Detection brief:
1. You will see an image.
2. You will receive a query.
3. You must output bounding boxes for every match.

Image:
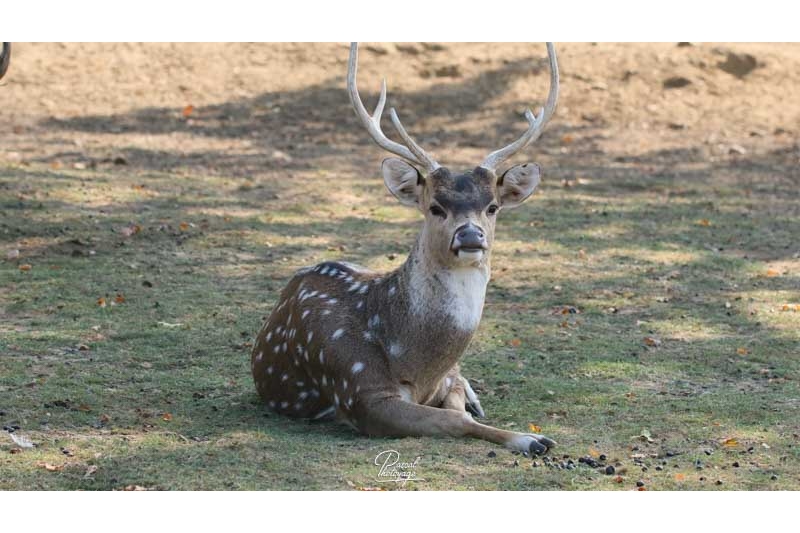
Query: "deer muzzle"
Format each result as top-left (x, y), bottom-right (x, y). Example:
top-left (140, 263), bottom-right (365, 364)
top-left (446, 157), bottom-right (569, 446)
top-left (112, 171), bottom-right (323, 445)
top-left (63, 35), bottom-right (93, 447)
top-left (451, 223), bottom-right (487, 261)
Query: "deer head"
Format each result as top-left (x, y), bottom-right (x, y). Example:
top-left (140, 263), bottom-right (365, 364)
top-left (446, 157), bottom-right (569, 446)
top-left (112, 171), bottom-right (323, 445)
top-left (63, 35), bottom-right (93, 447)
top-left (348, 42), bottom-right (559, 270)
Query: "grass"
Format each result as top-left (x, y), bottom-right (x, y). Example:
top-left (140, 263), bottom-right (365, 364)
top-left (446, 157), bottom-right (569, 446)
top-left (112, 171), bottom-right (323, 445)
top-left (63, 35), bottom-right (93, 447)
top-left (2, 137), bottom-right (799, 490)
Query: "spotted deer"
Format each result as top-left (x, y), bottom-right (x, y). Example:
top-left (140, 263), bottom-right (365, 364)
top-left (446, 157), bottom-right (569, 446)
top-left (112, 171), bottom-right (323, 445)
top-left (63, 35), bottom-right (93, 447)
top-left (251, 42), bottom-right (560, 455)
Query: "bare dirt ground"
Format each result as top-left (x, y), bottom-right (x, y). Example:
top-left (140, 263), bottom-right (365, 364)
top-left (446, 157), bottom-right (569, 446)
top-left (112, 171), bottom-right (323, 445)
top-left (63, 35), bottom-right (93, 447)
top-left (1, 43), bottom-right (799, 490)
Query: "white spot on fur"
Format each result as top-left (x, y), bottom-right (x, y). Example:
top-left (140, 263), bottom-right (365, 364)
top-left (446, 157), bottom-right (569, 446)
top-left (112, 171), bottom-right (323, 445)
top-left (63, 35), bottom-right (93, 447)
top-left (342, 379), bottom-right (348, 390)
top-left (302, 309), bottom-right (311, 320)
top-left (307, 331), bottom-right (314, 343)
top-left (321, 375), bottom-right (328, 387)
top-left (322, 309), bottom-right (332, 315)
top-left (296, 381), bottom-right (305, 387)
top-left (331, 328), bottom-right (344, 340)
top-left (389, 342), bottom-right (403, 358)
top-left (294, 402), bottom-right (303, 411)
top-left (298, 391), bottom-right (308, 400)
top-left (327, 299), bottom-right (338, 305)
top-left (266, 331), bottom-right (273, 342)
top-left (273, 345), bottom-right (280, 354)
top-left (363, 331), bottom-right (373, 341)
top-left (320, 266), bottom-right (329, 275)
top-left (359, 284), bottom-right (369, 294)
top-left (351, 362), bottom-right (365, 374)
top-left (311, 389), bottom-right (320, 398)
top-left (319, 349), bottom-right (325, 364)
top-left (255, 352), bottom-right (263, 363)
top-left (349, 282), bottom-right (362, 292)
top-left (280, 401), bottom-right (289, 409)
top-left (334, 393), bottom-right (340, 407)
top-left (268, 401), bottom-right (276, 409)
top-left (313, 406), bottom-right (335, 420)
top-left (266, 366), bottom-right (274, 375)
top-left (281, 342), bottom-right (288, 353)
top-left (356, 300), bottom-right (364, 310)
top-left (281, 374), bottom-right (289, 382)
top-left (388, 285), bottom-right (397, 297)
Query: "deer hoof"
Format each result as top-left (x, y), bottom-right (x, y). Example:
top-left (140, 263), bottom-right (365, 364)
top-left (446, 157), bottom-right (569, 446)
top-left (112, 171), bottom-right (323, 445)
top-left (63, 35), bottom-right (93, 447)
top-left (508, 434), bottom-right (556, 455)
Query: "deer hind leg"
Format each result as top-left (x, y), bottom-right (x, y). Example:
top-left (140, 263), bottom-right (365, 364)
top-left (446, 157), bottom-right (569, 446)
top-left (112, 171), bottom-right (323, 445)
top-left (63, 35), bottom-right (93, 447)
top-left (357, 395), bottom-right (555, 455)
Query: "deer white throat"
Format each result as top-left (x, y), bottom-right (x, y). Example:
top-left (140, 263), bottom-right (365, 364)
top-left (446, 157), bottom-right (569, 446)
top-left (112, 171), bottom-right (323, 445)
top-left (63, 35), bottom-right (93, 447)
top-left (408, 259), bottom-right (489, 332)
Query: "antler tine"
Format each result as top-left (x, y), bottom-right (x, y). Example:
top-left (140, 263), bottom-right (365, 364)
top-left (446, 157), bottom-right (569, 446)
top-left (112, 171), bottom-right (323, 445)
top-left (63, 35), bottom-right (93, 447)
top-left (481, 42), bottom-right (560, 173)
top-left (389, 108), bottom-right (440, 171)
top-left (347, 42), bottom-right (439, 171)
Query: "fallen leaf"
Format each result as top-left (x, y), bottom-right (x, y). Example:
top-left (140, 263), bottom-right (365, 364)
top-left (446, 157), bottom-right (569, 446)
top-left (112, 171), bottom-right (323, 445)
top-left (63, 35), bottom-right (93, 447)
top-left (119, 224), bottom-right (141, 237)
top-left (123, 485), bottom-right (147, 491)
top-left (721, 437), bottom-right (739, 447)
top-left (140, 362), bottom-right (153, 369)
top-left (510, 338), bottom-right (522, 347)
top-left (528, 423), bottom-right (542, 433)
top-left (561, 134), bottom-right (574, 144)
top-left (97, 297), bottom-right (107, 308)
top-left (633, 430), bottom-right (655, 443)
top-left (182, 105), bottom-right (194, 118)
top-left (578, 249), bottom-right (587, 259)
top-left (114, 294), bottom-right (125, 304)
top-left (737, 347), bottom-right (749, 356)
top-left (697, 219), bottom-right (711, 227)
top-left (38, 462), bottom-right (63, 472)
top-left (766, 268), bottom-right (780, 277)
top-left (637, 486), bottom-right (647, 491)
top-left (643, 336), bottom-right (662, 347)
top-left (99, 414), bottom-right (111, 423)
top-left (19, 264), bottom-right (32, 272)
top-left (84, 465), bottom-right (98, 478)
top-left (77, 404), bottom-right (92, 412)
top-left (179, 222), bottom-right (190, 231)
top-left (613, 475), bottom-right (624, 483)
top-left (588, 447), bottom-right (600, 458)
top-left (675, 473), bottom-right (686, 481)
top-left (162, 413), bottom-right (173, 421)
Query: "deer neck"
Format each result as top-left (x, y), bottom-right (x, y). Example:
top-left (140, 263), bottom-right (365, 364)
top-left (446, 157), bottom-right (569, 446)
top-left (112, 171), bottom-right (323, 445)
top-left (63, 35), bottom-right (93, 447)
top-left (399, 233), bottom-right (491, 334)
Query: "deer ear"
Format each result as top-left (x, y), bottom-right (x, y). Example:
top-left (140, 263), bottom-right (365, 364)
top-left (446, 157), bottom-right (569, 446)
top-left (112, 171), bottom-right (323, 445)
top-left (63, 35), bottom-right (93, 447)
top-left (382, 158), bottom-right (423, 207)
top-left (498, 163), bottom-right (541, 208)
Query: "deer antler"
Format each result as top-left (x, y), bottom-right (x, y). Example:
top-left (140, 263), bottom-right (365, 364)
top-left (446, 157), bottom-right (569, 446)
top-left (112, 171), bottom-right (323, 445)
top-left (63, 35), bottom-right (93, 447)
top-left (481, 42), bottom-right (559, 173)
top-left (0, 43), bottom-right (10, 80)
top-left (347, 42), bottom-right (440, 172)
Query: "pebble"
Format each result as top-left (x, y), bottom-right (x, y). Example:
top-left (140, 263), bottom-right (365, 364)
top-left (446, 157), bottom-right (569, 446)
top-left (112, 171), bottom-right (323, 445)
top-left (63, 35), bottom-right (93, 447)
top-left (487, 450), bottom-right (497, 458)
top-left (771, 475), bottom-right (778, 481)
top-left (636, 480), bottom-right (645, 487)
top-left (732, 461), bottom-right (740, 468)
top-left (605, 465), bottom-right (616, 475)
top-left (655, 466), bottom-right (663, 471)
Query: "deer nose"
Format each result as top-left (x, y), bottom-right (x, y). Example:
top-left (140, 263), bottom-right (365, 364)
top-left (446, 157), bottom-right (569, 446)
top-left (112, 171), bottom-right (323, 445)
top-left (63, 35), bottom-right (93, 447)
top-left (452, 223), bottom-right (487, 252)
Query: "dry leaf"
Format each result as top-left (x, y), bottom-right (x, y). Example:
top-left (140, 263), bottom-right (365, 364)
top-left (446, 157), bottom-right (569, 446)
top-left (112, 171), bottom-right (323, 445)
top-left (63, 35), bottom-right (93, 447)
top-left (561, 134), bottom-right (574, 144)
top-left (77, 404), bottom-right (92, 412)
top-left (19, 264), bottom-right (32, 272)
top-left (588, 447), bottom-right (600, 458)
top-left (119, 224), bottom-right (141, 237)
top-left (179, 222), bottom-right (190, 231)
top-left (510, 338), bottom-right (522, 347)
top-left (721, 437), bottom-right (739, 447)
top-left (766, 268), bottom-right (780, 277)
top-left (38, 462), bottom-right (63, 472)
top-left (84, 465), bottom-right (98, 478)
top-left (578, 249), bottom-right (587, 259)
top-left (528, 423), bottom-right (542, 433)
top-left (697, 219), bottom-right (711, 227)
top-left (182, 105), bottom-right (195, 118)
top-left (736, 347), bottom-right (748, 356)
top-left (643, 336), bottom-right (662, 347)
top-left (99, 414), bottom-right (111, 423)
top-left (97, 297), bottom-right (107, 308)
top-left (613, 475), bottom-right (624, 483)
top-left (162, 413), bottom-right (173, 421)
top-left (674, 473), bottom-right (686, 481)
top-left (114, 294), bottom-right (125, 304)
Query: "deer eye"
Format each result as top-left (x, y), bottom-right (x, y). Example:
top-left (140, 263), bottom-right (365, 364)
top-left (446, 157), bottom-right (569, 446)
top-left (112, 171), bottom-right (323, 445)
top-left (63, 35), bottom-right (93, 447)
top-left (429, 205), bottom-right (447, 218)
top-left (487, 204), bottom-right (499, 216)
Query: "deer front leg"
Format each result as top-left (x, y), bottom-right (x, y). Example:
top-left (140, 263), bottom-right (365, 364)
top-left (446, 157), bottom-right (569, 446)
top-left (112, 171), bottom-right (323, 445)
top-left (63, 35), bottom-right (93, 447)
top-left (358, 396), bottom-right (554, 455)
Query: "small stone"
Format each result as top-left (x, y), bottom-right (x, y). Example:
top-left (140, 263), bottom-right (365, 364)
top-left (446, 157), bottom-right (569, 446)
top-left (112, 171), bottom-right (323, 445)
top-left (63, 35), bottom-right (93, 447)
top-left (717, 51), bottom-right (758, 78)
top-left (715, 480), bottom-right (723, 486)
top-left (599, 454), bottom-right (607, 461)
top-left (655, 466), bottom-right (663, 471)
top-left (605, 465), bottom-right (615, 475)
top-left (636, 480), bottom-right (645, 487)
top-left (663, 76), bottom-right (692, 89)
top-left (732, 461), bottom-right (740, 468)
top-left (487, 450), bottom-right (497, 458)
top-left (770, 474), bottom-right (778, 481)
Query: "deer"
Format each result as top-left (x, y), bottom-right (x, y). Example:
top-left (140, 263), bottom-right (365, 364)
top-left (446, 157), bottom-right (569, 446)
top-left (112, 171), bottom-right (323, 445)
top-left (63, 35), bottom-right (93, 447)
top-left (251, 42), bottom-right (559, 456)
top-left (0, 43), bottom-right (10, 80)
